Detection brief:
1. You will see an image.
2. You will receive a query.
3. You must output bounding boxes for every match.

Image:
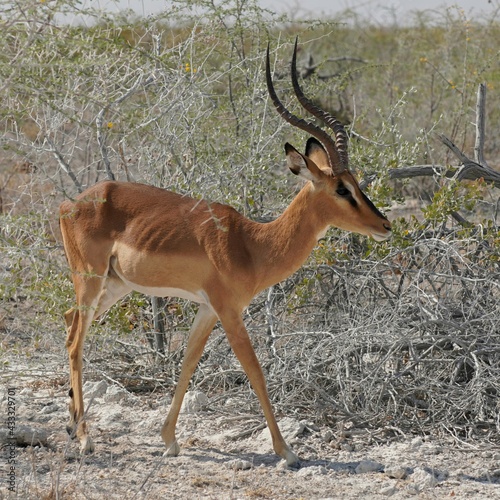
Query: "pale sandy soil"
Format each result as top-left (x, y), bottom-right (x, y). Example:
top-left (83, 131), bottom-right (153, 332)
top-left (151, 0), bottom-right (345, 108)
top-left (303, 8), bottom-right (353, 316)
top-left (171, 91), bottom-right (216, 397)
top-left (2, 355), bottom-right (500, 500)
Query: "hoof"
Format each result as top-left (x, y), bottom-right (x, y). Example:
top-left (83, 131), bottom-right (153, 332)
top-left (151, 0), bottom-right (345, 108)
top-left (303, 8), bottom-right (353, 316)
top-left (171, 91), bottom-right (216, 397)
top-left (66, 424), bottom-right (77, 439)
top-left (164, 440), bottom-right (180, 457)
top-left (80, 436), bottom-right (95, 454)
top-left (283, 448), bottom-right (300, 467)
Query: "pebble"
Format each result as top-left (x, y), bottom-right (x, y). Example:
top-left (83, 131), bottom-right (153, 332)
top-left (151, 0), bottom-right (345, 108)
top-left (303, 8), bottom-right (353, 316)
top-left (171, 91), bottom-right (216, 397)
top-left (181, 390), bottom-right (208, 413)
top-left (296, 466), bottom-right (328, 477)
top-left (355, 459), bottom-right (383, 474)
top-left (226, 459), bottom-right (252, 470)
top-left (83, 380), bottom-right (108, 400)
top-left (104, 385), bottom-right (129, 403)
top-left (384, 464), bottom-right (408, 479)
top-left (410, 467), bottom-right (439, 491)
top-left (380, 484), bottom-right (397, 496)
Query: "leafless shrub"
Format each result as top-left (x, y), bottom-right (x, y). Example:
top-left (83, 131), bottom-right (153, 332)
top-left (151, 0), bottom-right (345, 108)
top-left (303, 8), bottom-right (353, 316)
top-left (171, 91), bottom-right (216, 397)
top-left (202, 230), bottom-right (500, 445)
top-left (2, 1), bottom-right (500, 451)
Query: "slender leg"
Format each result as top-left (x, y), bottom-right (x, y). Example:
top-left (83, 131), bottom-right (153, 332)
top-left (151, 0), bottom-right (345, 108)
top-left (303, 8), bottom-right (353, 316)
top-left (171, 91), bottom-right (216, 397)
top-left (161, 304), bottom-right (218, 455)
top-left (221, 313), bottom-right (299, 466)
top-left (65, 273), bottom-right (110, 453)
top-left (65, 268), bottom-right (131, 451)
top-left (67, 274), bottom-right (131, 452)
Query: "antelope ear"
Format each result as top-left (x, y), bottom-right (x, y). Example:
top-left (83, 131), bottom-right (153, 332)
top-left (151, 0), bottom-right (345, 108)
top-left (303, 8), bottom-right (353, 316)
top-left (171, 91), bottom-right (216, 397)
top-left (285, 142), bottom-right (324, 182)
top-left (305, 137), bottom-right (330, 171)
top-left (305, 137), bottom-right (326, 157)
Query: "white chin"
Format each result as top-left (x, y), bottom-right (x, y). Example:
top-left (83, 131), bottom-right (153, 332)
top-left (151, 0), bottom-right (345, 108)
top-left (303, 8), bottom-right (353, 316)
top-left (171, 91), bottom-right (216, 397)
top-left (372, 233), bottom-right (390, 242)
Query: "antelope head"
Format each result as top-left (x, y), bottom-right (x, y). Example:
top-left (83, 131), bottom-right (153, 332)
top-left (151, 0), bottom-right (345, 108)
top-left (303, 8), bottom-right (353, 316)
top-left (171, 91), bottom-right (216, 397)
top-left (266, 39), bottom-right (391, 242)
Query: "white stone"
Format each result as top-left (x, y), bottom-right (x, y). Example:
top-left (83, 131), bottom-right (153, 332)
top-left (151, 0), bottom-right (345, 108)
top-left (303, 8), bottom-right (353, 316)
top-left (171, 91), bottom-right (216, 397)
top-left (181, 390), bottom-right (208, 413)
top-left (84, 380), bottom-right (108, 400)
top-left (296, 466), bottom-right (328, 477)
top-left (104, 385), bottom-right (129, 403)
top-left (385, 464), bottom-right (408, 479)
top-left (226, 459), bottom-right (252, 470)
top-left (380, 484), bottom-right (397, 496)
top-left (254, 417), bottom-right (305, 453)
top-left (411, 467), bottom-right (439, 490)
top-left (355, 459), bottom-right (383, 474)
top-left (409, 436), bottom-right (423, 449)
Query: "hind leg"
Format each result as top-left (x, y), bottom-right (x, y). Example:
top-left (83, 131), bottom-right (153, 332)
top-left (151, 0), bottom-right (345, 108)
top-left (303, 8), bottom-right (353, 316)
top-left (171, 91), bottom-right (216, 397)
top-left (65, 272), bottom-right (104, 453)
top-left (65, 272), bottom-right (131, 453)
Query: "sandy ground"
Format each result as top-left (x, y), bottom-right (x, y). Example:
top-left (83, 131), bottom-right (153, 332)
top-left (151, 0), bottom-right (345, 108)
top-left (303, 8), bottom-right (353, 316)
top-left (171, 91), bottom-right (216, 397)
top-left (2, 355), bottom-right (500, 500)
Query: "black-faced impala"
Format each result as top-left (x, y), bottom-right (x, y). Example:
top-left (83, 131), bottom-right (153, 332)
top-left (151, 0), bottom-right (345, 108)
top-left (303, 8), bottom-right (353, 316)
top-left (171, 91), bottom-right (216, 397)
top-left (59, 40), bottom-right (391, 467)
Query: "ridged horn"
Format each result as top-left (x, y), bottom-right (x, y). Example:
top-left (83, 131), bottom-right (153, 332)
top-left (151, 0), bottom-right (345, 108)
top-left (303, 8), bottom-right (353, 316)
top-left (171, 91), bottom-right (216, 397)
top-left (290, 38), bottom-right (349, 171)
top-left (266, 43), bottom-right (344, 173)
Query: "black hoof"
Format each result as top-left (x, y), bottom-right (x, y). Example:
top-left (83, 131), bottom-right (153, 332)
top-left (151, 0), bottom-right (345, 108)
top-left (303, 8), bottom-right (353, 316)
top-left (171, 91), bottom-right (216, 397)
top-left (66, 425), bottom-right (77, 438)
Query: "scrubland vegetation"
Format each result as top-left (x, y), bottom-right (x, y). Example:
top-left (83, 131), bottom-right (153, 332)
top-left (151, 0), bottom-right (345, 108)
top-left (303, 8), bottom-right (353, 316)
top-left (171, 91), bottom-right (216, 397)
top-left (1, 0), bottom-right (500, 458)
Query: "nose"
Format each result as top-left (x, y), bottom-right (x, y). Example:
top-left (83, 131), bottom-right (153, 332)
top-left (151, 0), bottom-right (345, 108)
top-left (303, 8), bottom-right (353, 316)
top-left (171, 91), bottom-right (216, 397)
top-left (383, 223), bottom-right (391, 232)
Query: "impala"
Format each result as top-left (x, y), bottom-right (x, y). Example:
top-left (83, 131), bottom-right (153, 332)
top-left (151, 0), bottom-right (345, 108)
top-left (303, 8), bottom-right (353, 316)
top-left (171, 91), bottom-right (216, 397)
top-left (59, 40), bottom-right (391, 467)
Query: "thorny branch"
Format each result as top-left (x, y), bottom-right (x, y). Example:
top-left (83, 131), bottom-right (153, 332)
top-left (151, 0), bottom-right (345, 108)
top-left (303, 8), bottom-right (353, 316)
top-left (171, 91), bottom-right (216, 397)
top-left (363, 84), bottom-right (500, 191)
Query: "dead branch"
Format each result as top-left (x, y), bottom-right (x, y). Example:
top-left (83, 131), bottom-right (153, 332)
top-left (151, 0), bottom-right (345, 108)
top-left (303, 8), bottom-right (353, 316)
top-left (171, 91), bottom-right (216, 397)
top-left (371, 84), bottom-right (500, 190)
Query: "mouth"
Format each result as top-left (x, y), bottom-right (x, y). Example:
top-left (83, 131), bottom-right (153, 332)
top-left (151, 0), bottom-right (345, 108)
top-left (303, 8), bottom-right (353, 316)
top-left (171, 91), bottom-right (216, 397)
top-left (372, 233), bottom-right (391, 243)
top-left (371, 228), bottom-right (392, 242)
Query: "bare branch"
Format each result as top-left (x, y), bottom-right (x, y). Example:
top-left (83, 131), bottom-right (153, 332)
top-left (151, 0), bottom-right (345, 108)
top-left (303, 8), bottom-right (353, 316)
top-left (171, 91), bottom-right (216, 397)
top-left (364, 85), bottom-right (500, 191)
top-left (44, 135), bottom-right (83, 193)
top-left (437, 133), bottom-right (471, 165)
top-left (474, 83), bottom-right (489, 168)
top-left (96, 73), bottom-right (157, 181)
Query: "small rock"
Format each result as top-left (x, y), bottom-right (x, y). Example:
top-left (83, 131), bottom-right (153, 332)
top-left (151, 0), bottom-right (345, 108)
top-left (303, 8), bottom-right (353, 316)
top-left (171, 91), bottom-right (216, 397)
top-left (409, 436), bottom-right (423, 449)
top-left (84, 380), bottom-right (108, 400)
top-left (39, 403), bottom-right (59, 415)
top-left (385, 464), bottom-right (408, 479)
top-left (226, 459), bottom-right (252, 470)
top-left (406, 485), bottom-right (419, 495)
top-left (0, 425), bottom-right (48, 447)
top-left (339, 441), bottom-right (354, 452)
top-left (322, 430), bottom-right (334, 443)
top-left (279, 417), bottom-right (306, 439)
top-left (410, 467), bottom-right (438, 491)
top-left (425, 444), bottom-right (442, 455)
top-left (301, 420), bottom-right (320, 432)
top-left (296, 466), bottom-right (328, 477)
top-left (255, 417), bottom-right (305, 451)
top-left (97, 405), bottom-right (125, 428)
top-left (355, 459), bottom-right (383, 474)
top-left (181, 390), bottom-right (208, 413)
top-left (380, 484), bottom-right (397, 496)
top-left (104, 385), bottom-right (128, 403)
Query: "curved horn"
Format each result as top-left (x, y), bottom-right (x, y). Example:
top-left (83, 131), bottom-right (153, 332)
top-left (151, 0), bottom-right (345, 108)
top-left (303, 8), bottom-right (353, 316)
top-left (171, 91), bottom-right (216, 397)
top-left (266, 43), bottom-right (343, 171)
top-left (290, 38), bottom-right (349, 170)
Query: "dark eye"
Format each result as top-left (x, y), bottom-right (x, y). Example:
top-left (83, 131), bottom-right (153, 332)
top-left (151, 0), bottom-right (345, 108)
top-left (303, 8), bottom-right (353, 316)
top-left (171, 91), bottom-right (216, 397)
top-left (336, 185), bottom-right (350, 197)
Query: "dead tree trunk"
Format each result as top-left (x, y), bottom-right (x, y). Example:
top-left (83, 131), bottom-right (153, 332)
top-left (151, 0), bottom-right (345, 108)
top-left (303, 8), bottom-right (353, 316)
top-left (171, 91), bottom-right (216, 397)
top-left (363, 84), bottom-right (500, 191)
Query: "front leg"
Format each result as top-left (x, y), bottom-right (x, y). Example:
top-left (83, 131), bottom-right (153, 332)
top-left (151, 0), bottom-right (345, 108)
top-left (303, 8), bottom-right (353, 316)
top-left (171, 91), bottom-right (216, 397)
top-left (220, 312), bottom-right (299, 467)
top-left (161, 305), bottom-right (218, 456)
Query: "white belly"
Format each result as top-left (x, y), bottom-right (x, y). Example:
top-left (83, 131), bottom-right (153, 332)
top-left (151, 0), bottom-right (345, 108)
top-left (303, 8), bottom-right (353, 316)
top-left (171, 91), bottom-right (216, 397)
top-left (110, 259), bottom-right (211, 306)
top-left (128, 283), bottom-right (206, 304)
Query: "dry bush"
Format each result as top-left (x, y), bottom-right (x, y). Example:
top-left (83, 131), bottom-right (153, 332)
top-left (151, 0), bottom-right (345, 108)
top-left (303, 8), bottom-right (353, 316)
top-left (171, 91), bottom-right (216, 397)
top-left (179, 229), bottom-right (498, 446)
top-left (1, 0), bottom-right (500, 452)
